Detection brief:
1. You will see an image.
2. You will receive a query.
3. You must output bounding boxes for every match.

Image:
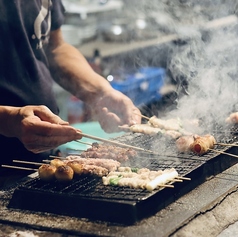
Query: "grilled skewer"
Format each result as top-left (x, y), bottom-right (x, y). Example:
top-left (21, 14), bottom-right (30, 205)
top-left (1, 165), bottom-right (37, 171)
top-left (208, 149), bottom-right (238, 158)
top-left (119, 125), bottom-right (182, 139)
top-left (49, 155), bottom-right (66, 160)
top-left (215, 142), bottom-right (238, 147)
top-left (76, 131), bottom-right (155, 154)
top-left (134, 113), bottom-right (182, 131)
top-left (102, 167), bottom-right (188, 191)
top-left (4, 159), bottom-right (191, 187)
top-left (13, 160), bottom-right (44, 166)
top-left (75, 140), bottom-right (93, 146)
top-left (176, 135), bottom-right (238, 158)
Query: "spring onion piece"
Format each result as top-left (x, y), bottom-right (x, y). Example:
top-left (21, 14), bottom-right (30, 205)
top-left (131, 167), bottom-right (139, 173)
top-left (109, 175), bottom-right (123, 186)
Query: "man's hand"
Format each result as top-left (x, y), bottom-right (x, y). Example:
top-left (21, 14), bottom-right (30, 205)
top-left (92, 89), bottom-right (142, 133)
top-left (0, 105), bottom-right (82, 153)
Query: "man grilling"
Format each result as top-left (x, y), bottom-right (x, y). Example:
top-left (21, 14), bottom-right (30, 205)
top-left (0, 0), bottom-right (141, 177)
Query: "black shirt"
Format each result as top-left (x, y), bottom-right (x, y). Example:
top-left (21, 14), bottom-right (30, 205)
top-left (0, 0), bottom-right (65, 168)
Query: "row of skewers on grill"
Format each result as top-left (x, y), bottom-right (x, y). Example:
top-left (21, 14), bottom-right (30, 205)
top-left (121, 111), bottom-right (238, 157)
top-left (122, 111), bottom-right (238, 139)
top-left (5, 157), bottom-right (190, 192)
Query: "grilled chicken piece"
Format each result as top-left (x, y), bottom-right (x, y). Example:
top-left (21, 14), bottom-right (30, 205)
top-left (148, 116), bottom-right (182, 131)
top-left (226, 112), bottom-right (238, 124)
top-left (176, 135), bottom-right (198, 153)
top-left (128, 124), bottom-right (183, 139)
top-left (129, 124), bottom-right (162, 135)
top-left (189, 134), bottom-right (216, 155)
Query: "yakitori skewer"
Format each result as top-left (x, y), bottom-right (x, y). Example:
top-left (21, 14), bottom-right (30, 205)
top-left (3, 161), bottom-right (189, 187)
top-left (134, 113), bottom-right (150, 120)
top-left (209, 148), bottom-right (238, 158)
top-left (13, 160), bottom-right (44, 166)
top-left (49, 155), bottom-right (66, 160)
top-left (75, 140), bottom-right (93, 146)
top-left (158, 184), bottom-right (174, 188)
top-left (215, 142), bottom-right (238, 147)
top-left (76, 131), bottom-right (155, 154)
top-left (176, 176), bottom-right (191, 180)
top-left (66, 147), bottom-right (85, 152)
top-left (1, 164), bottom-right (37, 171)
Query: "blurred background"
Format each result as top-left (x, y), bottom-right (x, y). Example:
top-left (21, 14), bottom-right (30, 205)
top-left (54, 0), bottom-right (238, 126)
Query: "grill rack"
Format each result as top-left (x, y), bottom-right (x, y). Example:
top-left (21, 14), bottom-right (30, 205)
top-left (8, 128), bottom-right (238, 224)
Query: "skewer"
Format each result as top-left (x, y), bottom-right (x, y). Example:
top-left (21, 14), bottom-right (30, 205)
top-left (216, 142), bottom-right (238, 147)
top-left (76, 131), bottom-right (155, 154)
top-left (158, 184), bottom-right (174, 188)
top-left (66, 147), bottom-right (85, 152)
top-left (209, 148), bottom-right (238, 158)
top-left (42, 160), bottom-right (51, 163)
top-left (75, 140), bottom-right (93, 146)
top-left (49, 155), bottom-right (67, 160)
top-left (173, 179), bottom-right (183, 182)
top-left (134, 113), bottom-right (150, 120)
top-left (13, 160), bottom-right (44, 166)
top-left (1, 164), bottom-right (37, 171)
top-left (177, 176), bottom-right (191, 180)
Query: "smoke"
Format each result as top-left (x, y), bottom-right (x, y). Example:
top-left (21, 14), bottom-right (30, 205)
top-left (105, 0), bottom-right (238, 134)
top-left (167, 18), bottom-right (238, 132)
top-left (126, 0), bottom-right (238, 133)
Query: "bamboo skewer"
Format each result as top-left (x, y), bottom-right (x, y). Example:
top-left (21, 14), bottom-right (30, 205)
top-left (177, 176), bottom-right (191, 180)
top-left (216, 142), bottom-right (238, 147)
top-left (75, 140), bottom-right (93, 146)
top-left (42, 160), bottom-right (51, 163)
top-left (209, 148), bottom-right (238, 158)
top-left (76, 132), bottom-right (155, 154)
top-left (159, 184), bottom-right (174, 188)
top-left (1, 164), bottom-right (37, 171)
top-left (173, 179), bottom-right (183, 182)
top-left (66, 148), bottom-right (85, 152)
top-left (49, 155), bottom-right (67, 160)
top-left (13, 160), bottom-right (44, 166)
top-left (135, 113), bottom-right (150, 120)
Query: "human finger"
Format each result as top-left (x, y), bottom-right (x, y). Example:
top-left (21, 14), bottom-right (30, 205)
top-left (20, 105), bottom-right (68, 125)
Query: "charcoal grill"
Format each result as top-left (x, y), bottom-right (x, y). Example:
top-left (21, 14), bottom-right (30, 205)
top-left (8, 126), bottom-right (238, 225)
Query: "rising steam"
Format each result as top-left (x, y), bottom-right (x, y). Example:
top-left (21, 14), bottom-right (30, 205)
top-left (130, 0), bottom-right (238, 133)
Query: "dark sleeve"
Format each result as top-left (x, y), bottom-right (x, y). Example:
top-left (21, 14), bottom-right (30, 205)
top-left (51, 0), bottom-right (66, 31)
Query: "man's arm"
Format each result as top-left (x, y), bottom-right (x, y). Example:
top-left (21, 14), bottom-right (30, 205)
top-left (0, 105), bottom-right (82, 153)
top-left (47, 29), bottom-right (141, 132)
top-left (47, 28), bottom-right (112, 106)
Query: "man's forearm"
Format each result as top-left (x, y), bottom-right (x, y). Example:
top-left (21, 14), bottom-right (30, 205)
top-left (48, 30), bottom-right (113, 107)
